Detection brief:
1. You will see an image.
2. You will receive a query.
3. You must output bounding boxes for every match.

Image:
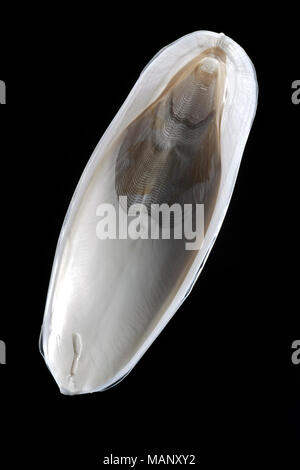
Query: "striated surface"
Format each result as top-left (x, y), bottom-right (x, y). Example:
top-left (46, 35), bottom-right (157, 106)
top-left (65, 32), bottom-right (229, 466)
top-left (115, 47), bottom-right (226, 231)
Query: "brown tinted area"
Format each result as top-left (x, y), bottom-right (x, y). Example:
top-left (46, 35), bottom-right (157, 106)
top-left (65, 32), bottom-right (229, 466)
top-left (115, 47), bottom-right (227, 232)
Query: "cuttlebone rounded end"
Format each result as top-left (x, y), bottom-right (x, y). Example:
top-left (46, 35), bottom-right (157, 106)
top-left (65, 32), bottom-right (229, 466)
top-left (45, 328), bottom-right (126, 395)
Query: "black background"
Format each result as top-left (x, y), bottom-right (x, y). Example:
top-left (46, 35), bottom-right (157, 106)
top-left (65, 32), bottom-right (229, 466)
top-left (1, 6), bottom-right (299, 467)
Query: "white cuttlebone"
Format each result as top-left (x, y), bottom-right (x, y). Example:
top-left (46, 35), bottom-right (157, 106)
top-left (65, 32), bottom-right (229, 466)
top-left (40, 31), bottom-right (258, 394)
